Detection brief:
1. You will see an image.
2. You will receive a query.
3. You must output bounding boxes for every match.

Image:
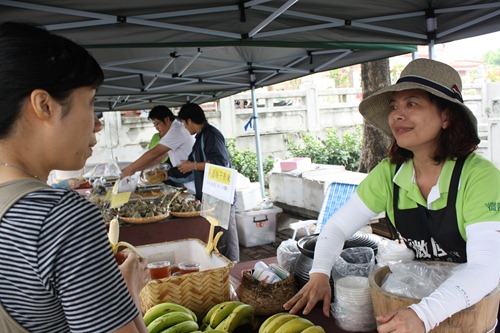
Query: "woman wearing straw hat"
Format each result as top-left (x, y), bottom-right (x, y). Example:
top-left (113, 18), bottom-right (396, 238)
top-left (284, 58), bottom-right (500, 332)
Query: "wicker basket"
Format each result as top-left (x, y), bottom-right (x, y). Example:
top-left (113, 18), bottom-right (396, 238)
top-left (236, 270), bottom-right (297, 316)
top-left (137, 239), bottom-right (234, 319)
top-left (120, 214), bottom-right (169, 224)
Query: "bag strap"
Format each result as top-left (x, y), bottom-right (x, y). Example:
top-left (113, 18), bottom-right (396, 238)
top-left (0, 179), bottom-right (50, 216)
top-left (0, 179), bottom-right (50, 333)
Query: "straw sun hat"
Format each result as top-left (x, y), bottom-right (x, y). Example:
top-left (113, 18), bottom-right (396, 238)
top-left (359, 58), bottom-right (478, 138)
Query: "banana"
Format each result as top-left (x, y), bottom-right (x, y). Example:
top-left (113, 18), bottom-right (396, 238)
top-left (258, 312), bottom-right (289, 333)
top-left (158, 320), bottom-right (199, 333)
top-left (274, 317), bottom-right (314, 333)
top-left (301, 326), bottom-right (326, 333)
top-left (260, 313), bottom-right (299, 333)
top-left (146, 312), bottom-right (194, 333)
top-left (209, 301), bottom-right (245, 328)
top-left (216, 303), bottom-right (254, 333)
top-left (107, 217), bottom-right (144, 259)
top-left (200, 303), bottom-right (220, 330)
top-left (144, 302), bottom-right (197, 326)
top-left (108, 217), bottom-right (119, 246)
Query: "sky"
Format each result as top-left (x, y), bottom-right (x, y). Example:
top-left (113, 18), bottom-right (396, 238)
top-left (439, 31), bottom-right (500, 61)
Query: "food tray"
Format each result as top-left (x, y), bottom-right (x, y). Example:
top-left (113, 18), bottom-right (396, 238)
top-left (138, 239), bottom-right (234, 319)
top-left (170, 208), bottom-right (214, 218)
top-left (119, 214), bottom-right (169, 224)
top-left (170, 211), bottom-right (202, 218)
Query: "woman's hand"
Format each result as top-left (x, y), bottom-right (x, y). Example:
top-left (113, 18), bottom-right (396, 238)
top-left (283, 273), bottom-right (332, 317)
top-left (118, 251), bottom-right (150, 298)
top-left (376, 308), bottom-right (425, 333)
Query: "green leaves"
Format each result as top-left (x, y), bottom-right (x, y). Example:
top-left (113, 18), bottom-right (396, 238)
top-left (227, 139), bottom-right (275, 184)
top-left (286, 126), bottom-right (362, 171)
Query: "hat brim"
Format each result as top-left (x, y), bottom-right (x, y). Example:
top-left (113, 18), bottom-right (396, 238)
top-left (359, 82), bottom-right (478, 138)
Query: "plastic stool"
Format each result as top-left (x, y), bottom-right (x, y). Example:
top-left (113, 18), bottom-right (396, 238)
top-left (290, 220), bottom-right (316, 240)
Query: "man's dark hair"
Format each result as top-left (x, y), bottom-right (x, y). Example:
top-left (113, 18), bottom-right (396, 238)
top-left (148, 105), bottom-right (175, 122)
top-left (177, 102), bottom-right (207, 125)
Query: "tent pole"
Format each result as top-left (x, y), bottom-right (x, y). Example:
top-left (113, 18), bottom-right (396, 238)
top-left (250, 85), bottom-right (266, 198)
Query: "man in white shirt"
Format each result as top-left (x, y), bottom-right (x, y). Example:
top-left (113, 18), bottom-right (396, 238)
top-left (121, 105), bottom-right (195, 190)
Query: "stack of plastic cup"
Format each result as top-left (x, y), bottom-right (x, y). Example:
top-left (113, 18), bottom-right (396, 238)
top-left (331, 275), bottom-right (376, 332)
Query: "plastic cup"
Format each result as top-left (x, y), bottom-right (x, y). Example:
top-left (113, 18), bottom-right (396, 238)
top-left (147, 260), bottom-right (171, 279)
top-left (178, 261), bottom-right (201, 275)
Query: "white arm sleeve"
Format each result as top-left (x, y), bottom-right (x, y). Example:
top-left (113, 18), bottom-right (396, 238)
top-left (409, 221), bottom-right (500, 332)
top-left (310, 192), bottom-right (378, 276)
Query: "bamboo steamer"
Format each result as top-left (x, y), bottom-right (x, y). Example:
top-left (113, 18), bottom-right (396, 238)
top-left (368, 264), bottom-right (500, 333)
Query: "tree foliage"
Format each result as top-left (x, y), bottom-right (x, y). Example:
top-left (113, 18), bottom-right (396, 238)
top-left (226, 139), bottom-right (275, 184)
top-left (483, 50), bottom-right (500, 66)
top-left (286, 127), bottom-right (363, 171)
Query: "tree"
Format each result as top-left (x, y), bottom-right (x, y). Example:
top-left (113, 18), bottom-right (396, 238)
top-left (358, 59), bottom-right (392, 173)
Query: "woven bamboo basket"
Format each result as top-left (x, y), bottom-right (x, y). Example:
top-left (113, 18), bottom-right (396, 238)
top-left (369, 264), bottom-right (500, 333)
top-left (137, 239), bottom-right (234, 319)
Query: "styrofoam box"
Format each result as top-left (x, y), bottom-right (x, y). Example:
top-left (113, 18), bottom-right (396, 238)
top-left (235, 182), bottom-right (262, 212)
top-left (236, 206), bottom-right (283, 247)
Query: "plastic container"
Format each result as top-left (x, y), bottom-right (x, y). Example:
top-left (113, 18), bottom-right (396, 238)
top-left (235, 182), bottom-right (262, 212)
top-left (235, 206), bottom-right (282, 247)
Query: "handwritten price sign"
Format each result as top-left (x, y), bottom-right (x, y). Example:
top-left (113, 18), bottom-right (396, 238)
top-left (202, 163), bottom-right (236, 204)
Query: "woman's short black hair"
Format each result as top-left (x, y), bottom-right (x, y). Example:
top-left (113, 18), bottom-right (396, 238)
top-left (177, 102), bottom-right (207, 125)
top-left (0, 21), bottom-right (104, 138)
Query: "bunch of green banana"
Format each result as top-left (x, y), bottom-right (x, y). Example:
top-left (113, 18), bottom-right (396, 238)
top-left (258, 312), bottom-right (324, 333)
top-left (144, 302), bottom-right (199, 333)
top-left (200, 301), bottom-right (254, 332)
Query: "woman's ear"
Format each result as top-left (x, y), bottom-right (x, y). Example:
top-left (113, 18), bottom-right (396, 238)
top-left (441, 108), bottom-right (450, 130)
top-left (29, 89), bottom-right (56, 120)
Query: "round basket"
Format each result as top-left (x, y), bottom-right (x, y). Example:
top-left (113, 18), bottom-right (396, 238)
top-left (236, 270), bottom-right (297, 316)
top-left (170, 211), bottom-right (201, 218)
top-left (368, 264), bottom-right (500, 333)
top-left (170, 208), bottom-right (214, 218)
top-left (120, 214), bottom-right (169, 224)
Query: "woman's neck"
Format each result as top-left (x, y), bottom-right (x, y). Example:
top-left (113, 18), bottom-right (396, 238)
top-left (413, 156), bottom-right (443, 200)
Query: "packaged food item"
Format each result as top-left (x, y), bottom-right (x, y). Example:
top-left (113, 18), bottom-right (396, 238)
top-left (147, 261), bottom-right (171, 279)
top-left (178, 261), bottom-right (201, 275)
top-left (269, 263), bottom-right (290, 280)
top-left (252, 261), bottom-right (281, 284)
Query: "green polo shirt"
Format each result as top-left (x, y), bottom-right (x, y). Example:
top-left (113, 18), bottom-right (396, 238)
top-left (148, 133), bottom-right (169, 164)
top-left (356, 153), bottom-right (500, 240)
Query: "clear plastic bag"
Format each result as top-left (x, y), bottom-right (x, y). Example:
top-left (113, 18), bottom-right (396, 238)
top-left (376, 238), bottom-right (414, 267)
top-left (277, 239), bottom-right (301, 274)
top-left (382, 262), bottom-right (456, 299)
top-left (332, 246), bottom-right (375, 280)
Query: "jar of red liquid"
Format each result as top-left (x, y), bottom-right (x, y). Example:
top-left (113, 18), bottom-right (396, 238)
top-left (178, 261), bottom-right (201, 275)
top-left (147, 261), bottom-right (171, 279)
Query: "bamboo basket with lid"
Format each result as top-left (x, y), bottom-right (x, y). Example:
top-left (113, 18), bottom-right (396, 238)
top-left (368, 264), bottom-right (500, 333)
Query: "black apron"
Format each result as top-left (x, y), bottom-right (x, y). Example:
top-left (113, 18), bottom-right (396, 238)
top-left (389, 157), bottom-right (467, 263)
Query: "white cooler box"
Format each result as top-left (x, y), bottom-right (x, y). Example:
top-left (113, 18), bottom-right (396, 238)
top-left (236, 206), bottom-right (283, 247)
top-left (235, 182), bottom-right (262, 212)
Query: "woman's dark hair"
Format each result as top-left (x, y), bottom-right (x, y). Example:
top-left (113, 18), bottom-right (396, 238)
top-left (388, 92), bottom-right (479, 164)
top-left (0, 22), bottom-right (104, 138)
top-left (177, 102), bottom-right (207, 125)
top-left (148, 105), bottom-right (175, 122)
